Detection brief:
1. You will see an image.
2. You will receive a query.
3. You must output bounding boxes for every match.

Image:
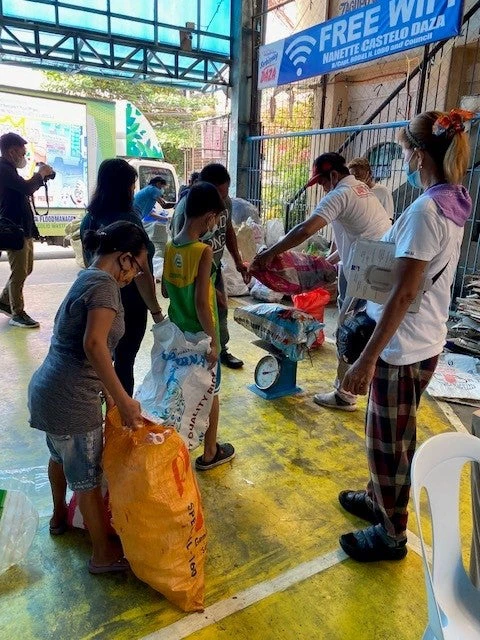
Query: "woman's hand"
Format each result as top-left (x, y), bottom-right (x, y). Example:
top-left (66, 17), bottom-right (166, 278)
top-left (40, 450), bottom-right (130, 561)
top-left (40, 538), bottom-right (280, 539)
top-left (117, 397), bottom-right (144, 430)
top-left (342, 356), bottom-right (377, 396)
top-left (151, 309), bottom-right (164, 323)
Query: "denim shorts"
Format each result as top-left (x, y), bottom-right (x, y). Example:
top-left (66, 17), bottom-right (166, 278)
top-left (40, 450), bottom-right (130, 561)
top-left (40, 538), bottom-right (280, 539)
top-left (46, 427), bottom-right (103, 491)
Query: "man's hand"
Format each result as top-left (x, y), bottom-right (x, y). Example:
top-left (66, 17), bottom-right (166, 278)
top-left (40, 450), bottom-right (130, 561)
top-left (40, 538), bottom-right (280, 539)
top-left (250, 248), bottom-right (274, 272)
top-left (215, 287), bottom-right (228, 309)
top-left (342, 356), bottom-right (377, 396)
top-left (206, 345), bottom-right (218, 370)
top-left (235, 260), bottom-right (251, 284)
top-left (37, 164), bottom-right (55, 179)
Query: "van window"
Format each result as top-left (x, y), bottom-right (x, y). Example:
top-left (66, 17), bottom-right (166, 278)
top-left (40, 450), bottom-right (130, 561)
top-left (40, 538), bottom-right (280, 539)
top-left (138, 166), bottom-right (177, 200)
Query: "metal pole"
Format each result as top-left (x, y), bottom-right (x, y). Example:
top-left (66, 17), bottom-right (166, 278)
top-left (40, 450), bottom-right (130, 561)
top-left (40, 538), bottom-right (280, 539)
top-left (415, 45), bottom-right (430, 115)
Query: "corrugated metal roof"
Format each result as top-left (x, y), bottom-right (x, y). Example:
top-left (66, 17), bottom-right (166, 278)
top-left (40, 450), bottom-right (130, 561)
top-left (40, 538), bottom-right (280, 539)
top-left (0, 0), bottom-right (232, 89)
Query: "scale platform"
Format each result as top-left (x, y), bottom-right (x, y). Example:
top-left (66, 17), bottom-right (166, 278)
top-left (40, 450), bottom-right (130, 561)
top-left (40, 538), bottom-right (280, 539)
top-left (248, 339), bottom-right (302, 400)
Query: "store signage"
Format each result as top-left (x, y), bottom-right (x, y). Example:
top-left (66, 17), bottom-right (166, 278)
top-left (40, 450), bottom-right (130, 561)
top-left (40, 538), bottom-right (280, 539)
top-left (258, 0), bottom-right (464, 89)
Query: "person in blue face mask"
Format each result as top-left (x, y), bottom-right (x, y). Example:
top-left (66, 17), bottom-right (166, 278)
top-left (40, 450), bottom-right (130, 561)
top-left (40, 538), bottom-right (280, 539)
top-left (338, 108), bottom-right (474, 563)
top-left (133, 176), bottom-right (175, 223)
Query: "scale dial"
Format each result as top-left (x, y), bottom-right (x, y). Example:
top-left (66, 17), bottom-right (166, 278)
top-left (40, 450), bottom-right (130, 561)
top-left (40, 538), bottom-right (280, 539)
top-left (254, 355), bottom-right (281, 390)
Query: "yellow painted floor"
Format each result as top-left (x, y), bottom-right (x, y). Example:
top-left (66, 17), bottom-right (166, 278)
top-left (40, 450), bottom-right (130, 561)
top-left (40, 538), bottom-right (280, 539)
top-left (0, 259), bottom-right (475, 640)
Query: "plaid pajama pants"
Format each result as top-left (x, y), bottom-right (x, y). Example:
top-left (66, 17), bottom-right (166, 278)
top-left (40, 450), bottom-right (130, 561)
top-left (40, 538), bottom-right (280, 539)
top-left (365, 355), bottom-right (439, 540)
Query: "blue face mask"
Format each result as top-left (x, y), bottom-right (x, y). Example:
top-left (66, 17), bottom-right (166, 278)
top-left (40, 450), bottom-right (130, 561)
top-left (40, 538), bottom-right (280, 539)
top-left (158, 187), bottom-right (165, 196)
top-left (403, 153), bottom-right (422, 189)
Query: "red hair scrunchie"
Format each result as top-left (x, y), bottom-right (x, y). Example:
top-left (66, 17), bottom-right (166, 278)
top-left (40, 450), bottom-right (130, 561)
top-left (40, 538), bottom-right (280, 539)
top-left (433, 108), bottom-right (475, 138)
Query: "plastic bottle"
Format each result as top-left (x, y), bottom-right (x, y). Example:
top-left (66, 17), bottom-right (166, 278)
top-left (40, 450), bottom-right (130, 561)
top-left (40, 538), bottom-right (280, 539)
top-left (0, 488), bottom-right (39, 574)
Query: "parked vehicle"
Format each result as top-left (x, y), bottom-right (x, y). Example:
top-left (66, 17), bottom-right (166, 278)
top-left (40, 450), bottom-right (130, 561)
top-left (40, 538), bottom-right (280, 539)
top-left (0, 87), bottom-right (179, 244)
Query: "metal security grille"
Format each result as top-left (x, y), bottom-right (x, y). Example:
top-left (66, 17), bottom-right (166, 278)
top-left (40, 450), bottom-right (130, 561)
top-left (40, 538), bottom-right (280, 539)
top-left (246, 118), bottom-right (480, 300)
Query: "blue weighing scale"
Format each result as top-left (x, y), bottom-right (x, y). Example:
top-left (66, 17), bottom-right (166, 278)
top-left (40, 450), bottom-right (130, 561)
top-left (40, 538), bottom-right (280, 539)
top-left (248, 339), bottom-right (302, 400)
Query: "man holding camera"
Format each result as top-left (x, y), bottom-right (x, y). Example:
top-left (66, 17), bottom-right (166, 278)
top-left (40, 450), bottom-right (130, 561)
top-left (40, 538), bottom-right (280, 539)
top-left (0, 132), bottom-right (54, 328)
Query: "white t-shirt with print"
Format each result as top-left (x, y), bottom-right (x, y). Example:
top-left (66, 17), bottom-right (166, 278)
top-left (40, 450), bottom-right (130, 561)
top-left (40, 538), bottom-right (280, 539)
top-left (372, 183), bottom-right (394, 219)
top-left (366, 194), bottom-right (464, 366)
top-left (313, 175), bottom-right (391, 272)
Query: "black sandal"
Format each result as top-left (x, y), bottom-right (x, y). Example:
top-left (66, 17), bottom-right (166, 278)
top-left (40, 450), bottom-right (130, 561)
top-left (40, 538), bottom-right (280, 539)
top-left (195, 443), bottom-right (235, 471)
top-left (338, 490), bottom-right (381, 524)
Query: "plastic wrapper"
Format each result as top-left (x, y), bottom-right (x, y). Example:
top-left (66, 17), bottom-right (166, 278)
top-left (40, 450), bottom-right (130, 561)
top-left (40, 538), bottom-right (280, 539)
top-left (103, 408), bottom-right (206, 612)
top-left (236, 218), bottom-right (265, 264)
top-left (234, 303), bottom-right (323, 361)
top-left (250, 278), bottom-right (284, 303)
top-left (135, 319), bottom-right (215, 449)
top-left (251, 251), bottom-right (337, 295)
top-left (231, 197), bottom-right (260, 225)
top-left (0, 489), bottom-right (38, 574)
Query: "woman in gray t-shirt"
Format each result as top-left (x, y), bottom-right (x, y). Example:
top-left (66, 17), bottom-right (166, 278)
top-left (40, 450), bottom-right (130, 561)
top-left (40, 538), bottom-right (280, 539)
top-left (28, 221), bottom-right (161, 574)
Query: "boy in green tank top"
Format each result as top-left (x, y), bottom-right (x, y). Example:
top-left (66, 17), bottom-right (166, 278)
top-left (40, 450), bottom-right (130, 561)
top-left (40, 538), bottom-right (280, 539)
top-left (162, 182), bottom-right (235, 470)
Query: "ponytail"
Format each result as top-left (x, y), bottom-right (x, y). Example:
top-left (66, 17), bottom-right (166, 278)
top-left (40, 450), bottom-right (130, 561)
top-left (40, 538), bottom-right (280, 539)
top-left (399, 109), bottom-right (474, 184)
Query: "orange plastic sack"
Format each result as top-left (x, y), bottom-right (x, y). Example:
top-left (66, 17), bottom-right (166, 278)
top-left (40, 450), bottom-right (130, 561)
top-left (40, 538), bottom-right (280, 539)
top-left (292, 288), bottom-right (330, 347)
top-left (103, 407), bottom-right (206, 612)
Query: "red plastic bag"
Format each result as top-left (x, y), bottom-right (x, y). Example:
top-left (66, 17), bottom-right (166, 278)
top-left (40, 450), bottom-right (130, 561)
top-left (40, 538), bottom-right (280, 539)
top-left (292, 288), bottom-right (330, 347)
top-left (250, 251), bottom-right (337, 295)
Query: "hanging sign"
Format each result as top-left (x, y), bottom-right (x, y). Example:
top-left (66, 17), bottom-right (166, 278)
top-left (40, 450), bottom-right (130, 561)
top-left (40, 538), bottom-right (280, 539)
top-left (258, 0), bottom-right (464, 89)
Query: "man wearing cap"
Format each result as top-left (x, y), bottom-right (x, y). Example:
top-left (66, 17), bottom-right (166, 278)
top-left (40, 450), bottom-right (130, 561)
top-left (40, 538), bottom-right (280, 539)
top-left (347, 157), bottom-right (394, 220)
top-left (0, 132), bottom-right (54, 328)
top-left (251, 152), bottom-right (391, 411)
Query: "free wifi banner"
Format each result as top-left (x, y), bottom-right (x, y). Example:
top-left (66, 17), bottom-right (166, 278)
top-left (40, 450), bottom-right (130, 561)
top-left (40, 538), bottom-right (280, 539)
top-left (258, 0), bottom-right (463, 89)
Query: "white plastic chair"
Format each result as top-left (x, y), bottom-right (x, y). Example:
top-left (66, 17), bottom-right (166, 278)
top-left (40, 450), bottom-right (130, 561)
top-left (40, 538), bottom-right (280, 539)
top-left (412, 432), bottom-right (480, 640)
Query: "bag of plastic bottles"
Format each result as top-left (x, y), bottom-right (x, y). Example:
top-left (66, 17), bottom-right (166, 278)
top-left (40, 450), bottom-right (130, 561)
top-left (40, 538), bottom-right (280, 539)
top-left (0, 488), bottom-right (38, 574)
top-left (103, 408), bottom-right (206, 612)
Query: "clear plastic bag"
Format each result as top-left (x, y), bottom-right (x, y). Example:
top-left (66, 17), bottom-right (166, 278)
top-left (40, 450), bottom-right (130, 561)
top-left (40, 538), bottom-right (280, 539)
top-left (0, 489), bottom-right (38, 574)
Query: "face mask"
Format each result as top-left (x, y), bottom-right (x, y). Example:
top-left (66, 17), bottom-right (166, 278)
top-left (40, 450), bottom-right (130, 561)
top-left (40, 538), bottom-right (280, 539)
top-left (158, 188), bottom-right (165, 196)
top-left (17, 155), bottom-right (27, 169)
top-left (403, 152), bottom-right (422, 189)
top-left (201, 223), bottom-right (218, 242)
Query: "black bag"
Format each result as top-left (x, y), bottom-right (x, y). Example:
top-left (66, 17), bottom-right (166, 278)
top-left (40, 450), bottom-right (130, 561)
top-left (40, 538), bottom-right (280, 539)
top-left (0, 217), bottom-right (24, 251)
top-left (337, 311), bottom-right (376, 365)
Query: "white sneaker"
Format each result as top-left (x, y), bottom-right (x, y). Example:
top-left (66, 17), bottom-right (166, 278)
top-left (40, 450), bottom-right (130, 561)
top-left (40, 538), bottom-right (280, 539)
top-left (313, 391), bottom-right (357, 411)
top-left (9, 312), bottom-right (40, 328)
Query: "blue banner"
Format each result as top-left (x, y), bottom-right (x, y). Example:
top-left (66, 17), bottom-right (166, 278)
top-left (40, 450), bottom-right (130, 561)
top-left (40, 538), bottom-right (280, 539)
top-left (258, 0), bottom-right (464, 89)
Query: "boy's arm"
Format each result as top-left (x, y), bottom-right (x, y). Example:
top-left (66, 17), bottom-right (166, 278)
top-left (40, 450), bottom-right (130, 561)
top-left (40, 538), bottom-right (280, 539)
top-left (195, 246), bottom-right (218, 368)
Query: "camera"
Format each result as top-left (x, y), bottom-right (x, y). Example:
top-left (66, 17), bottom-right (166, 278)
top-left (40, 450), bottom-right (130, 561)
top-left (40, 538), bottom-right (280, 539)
top-left (36, 162), bottom-right (56, 181)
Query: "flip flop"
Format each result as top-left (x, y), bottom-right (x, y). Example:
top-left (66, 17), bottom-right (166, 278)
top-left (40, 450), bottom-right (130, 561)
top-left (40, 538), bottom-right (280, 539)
top-left (88, 557), bottom-right (130, 575)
